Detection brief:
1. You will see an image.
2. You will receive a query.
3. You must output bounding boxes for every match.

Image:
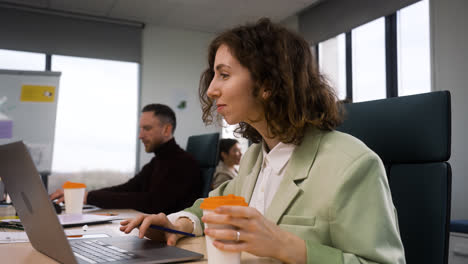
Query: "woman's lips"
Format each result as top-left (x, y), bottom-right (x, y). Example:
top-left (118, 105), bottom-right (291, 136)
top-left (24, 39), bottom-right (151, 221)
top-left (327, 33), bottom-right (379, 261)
top-left (216, 104), bottom-right (226, 112)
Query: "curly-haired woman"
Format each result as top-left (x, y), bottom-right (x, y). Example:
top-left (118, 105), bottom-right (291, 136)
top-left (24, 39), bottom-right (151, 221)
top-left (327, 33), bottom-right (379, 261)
top-left (121, 18), bottom-right (405, 264)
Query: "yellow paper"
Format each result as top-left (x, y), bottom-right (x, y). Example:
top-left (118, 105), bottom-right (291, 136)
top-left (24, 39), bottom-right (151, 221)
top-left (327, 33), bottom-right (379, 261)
top-left (0, 216), bottom-right (19, 220)
top-left (20, 85), bottom-right (56, 102)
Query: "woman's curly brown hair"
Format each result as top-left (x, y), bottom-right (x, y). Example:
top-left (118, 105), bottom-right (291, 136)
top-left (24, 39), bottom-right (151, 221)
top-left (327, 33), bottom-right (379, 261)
top-left (199, 18), bottom-right (343, 145)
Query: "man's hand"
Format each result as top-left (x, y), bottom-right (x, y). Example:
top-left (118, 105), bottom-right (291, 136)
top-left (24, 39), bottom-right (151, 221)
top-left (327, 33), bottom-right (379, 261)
top-left (49, 188), bottom-right (89, 204)
top-left (49, 188), bottom-right (65, 204)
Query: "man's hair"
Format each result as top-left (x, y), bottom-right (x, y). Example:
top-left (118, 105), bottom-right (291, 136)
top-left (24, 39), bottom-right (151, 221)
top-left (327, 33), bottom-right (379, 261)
top-left (199, 18), bottom-right (343, 145)
top-left (218, 138), bottom-right (239, 161)
top-left (142, 104), bottom-right (177, 134)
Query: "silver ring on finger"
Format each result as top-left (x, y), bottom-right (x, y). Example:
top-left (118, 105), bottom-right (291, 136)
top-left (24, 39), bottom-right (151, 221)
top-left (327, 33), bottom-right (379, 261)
top-left (235, 231), bottom-right (240, 242)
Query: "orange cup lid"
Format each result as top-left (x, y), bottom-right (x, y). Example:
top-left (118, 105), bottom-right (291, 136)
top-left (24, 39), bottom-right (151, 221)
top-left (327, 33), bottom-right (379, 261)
top-left (200, 194), bottom-right (248, 210)
top-left (63, 181), bottom-right (86, 189)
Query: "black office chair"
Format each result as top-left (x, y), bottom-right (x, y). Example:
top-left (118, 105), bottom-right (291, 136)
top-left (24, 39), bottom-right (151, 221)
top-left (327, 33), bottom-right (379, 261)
top-left (39, 171), bottom-right (51, 191)
top-left (186, 132), bottom-right (220, 198)
top-left (336, 91), bottom-right (452, 264)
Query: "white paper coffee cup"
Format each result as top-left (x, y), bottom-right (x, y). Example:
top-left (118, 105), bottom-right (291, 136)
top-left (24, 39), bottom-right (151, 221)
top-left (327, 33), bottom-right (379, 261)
top-left (62, 181), bottom-right (86, 214)
top-left (64, 188), bottom-right (85, 214)
top-left (200, 195), bottom-right (248, 264)
top-left (203, 209), bottom-right (241, 264)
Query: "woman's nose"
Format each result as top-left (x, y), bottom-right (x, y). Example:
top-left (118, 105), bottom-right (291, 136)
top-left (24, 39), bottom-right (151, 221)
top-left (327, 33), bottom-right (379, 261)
top-left (207, 80), bottom-right (220, 99)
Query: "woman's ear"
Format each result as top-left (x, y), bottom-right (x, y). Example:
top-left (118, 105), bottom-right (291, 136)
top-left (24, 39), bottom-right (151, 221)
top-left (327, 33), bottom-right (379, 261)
top-left (262, 90), bottom-right (271, 100)
top-left (260, 82), bottom-right (272, 100)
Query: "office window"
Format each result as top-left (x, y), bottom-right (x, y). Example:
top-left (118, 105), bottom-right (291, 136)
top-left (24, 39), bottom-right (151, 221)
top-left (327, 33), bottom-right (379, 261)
top-left (352, 18), bottom-right (386, 102)
top-left (397, 0), bottom-right (431, 96)
top-left (318, 34), bottom-right (346, 100)
top-left (51, 55), bottom-right (138, 174)
top-left (0, 49), bottom-right (45, 71)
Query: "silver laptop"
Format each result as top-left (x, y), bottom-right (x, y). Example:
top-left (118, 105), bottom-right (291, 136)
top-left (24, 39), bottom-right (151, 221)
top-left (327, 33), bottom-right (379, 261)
top-left (0, 141), bottom-right (203, 264)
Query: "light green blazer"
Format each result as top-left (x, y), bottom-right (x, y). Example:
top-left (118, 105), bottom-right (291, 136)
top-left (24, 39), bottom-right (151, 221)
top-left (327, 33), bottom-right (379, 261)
top-left (185, 127), bottom-right (406, 264)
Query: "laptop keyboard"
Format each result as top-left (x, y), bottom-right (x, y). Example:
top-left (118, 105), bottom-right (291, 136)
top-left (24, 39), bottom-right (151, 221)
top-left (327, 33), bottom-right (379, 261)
top-left (71, 240), bottom-right (139, 263)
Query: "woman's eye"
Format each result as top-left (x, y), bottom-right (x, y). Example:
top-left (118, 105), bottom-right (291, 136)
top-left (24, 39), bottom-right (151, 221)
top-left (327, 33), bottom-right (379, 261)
top-left (220, 73), bottom-right (229, 79)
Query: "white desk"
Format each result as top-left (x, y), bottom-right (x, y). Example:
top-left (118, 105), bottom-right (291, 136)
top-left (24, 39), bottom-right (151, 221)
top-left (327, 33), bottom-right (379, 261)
top-left (0, 206), bottom-right (280, 263)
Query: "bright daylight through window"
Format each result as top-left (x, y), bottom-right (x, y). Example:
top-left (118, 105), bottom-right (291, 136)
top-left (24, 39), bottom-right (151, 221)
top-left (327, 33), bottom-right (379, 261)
top-left (52, 55), bottom-right (138, 177)
top-left (352, 17), bottom-right (386, 103)
top-left (0, 49), bottom-right (45, 71)
top-left (397, 0), bottom-right (430, 96)
top-left (318, 34), bottom-right (346, 100)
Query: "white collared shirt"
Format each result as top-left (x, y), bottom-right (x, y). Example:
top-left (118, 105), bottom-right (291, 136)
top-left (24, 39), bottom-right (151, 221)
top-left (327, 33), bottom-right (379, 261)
top-left (168, 141), bottom-right (296, 236)
top-left (249, 142), bottom-right (296, 215)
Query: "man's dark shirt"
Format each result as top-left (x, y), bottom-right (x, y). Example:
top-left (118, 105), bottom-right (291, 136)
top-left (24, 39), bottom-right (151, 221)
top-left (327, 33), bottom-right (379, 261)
top-left (86, 138), bottom-right (202, 214)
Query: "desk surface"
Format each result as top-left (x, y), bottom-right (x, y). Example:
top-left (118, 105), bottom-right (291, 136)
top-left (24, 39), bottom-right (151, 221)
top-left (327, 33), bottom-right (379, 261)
top-left (0, 206), bottom-right (280, 264)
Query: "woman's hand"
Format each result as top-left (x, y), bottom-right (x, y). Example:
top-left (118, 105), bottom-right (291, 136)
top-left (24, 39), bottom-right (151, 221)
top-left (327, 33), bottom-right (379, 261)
top-left (119, 213), bottom-right (193, 246)
top-left (202, 206), bottom-right (306, 264)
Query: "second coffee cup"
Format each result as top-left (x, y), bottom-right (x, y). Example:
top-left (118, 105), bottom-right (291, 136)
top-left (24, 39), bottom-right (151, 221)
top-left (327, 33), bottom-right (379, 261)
top-left (63, 181), bottom-right (86, 214)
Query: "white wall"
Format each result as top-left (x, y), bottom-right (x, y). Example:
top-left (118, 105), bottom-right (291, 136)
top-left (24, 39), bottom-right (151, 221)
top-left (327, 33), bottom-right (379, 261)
top-left (139, 25), bottom-right (220, 168)
top-left (430, 0), bottom-right (468, 220)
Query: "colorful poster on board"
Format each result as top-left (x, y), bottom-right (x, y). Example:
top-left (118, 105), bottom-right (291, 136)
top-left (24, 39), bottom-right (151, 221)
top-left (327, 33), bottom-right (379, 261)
top-left (20, 85), bottom-right (56, 102)
top-left (0, 119), bottom-right (12, 139)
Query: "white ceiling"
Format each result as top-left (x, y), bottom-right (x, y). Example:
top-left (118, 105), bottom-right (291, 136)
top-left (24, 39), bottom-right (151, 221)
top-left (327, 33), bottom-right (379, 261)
top-left (0, 0), bottom-right (323, 32)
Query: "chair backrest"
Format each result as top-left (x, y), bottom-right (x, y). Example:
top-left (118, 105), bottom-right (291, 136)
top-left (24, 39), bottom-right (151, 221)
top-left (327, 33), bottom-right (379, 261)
top-left (186, 132), bottom-right (220, 197)
top-left (336, 91), bottom-right (452, 264)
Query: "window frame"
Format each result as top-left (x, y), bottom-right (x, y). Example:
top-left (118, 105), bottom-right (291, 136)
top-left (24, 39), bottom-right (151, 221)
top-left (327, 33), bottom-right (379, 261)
top-left (316, 0), bottom-right (430, 102)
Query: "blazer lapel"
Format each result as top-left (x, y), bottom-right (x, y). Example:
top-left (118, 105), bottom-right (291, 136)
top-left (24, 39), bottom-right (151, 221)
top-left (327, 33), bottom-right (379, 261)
top-left (265, 127), bottom-right (323, 224)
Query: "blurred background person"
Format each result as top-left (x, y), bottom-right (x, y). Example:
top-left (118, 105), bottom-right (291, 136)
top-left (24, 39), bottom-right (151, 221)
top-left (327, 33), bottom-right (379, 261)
top-left (211, 138), bottom-right (241, 189)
